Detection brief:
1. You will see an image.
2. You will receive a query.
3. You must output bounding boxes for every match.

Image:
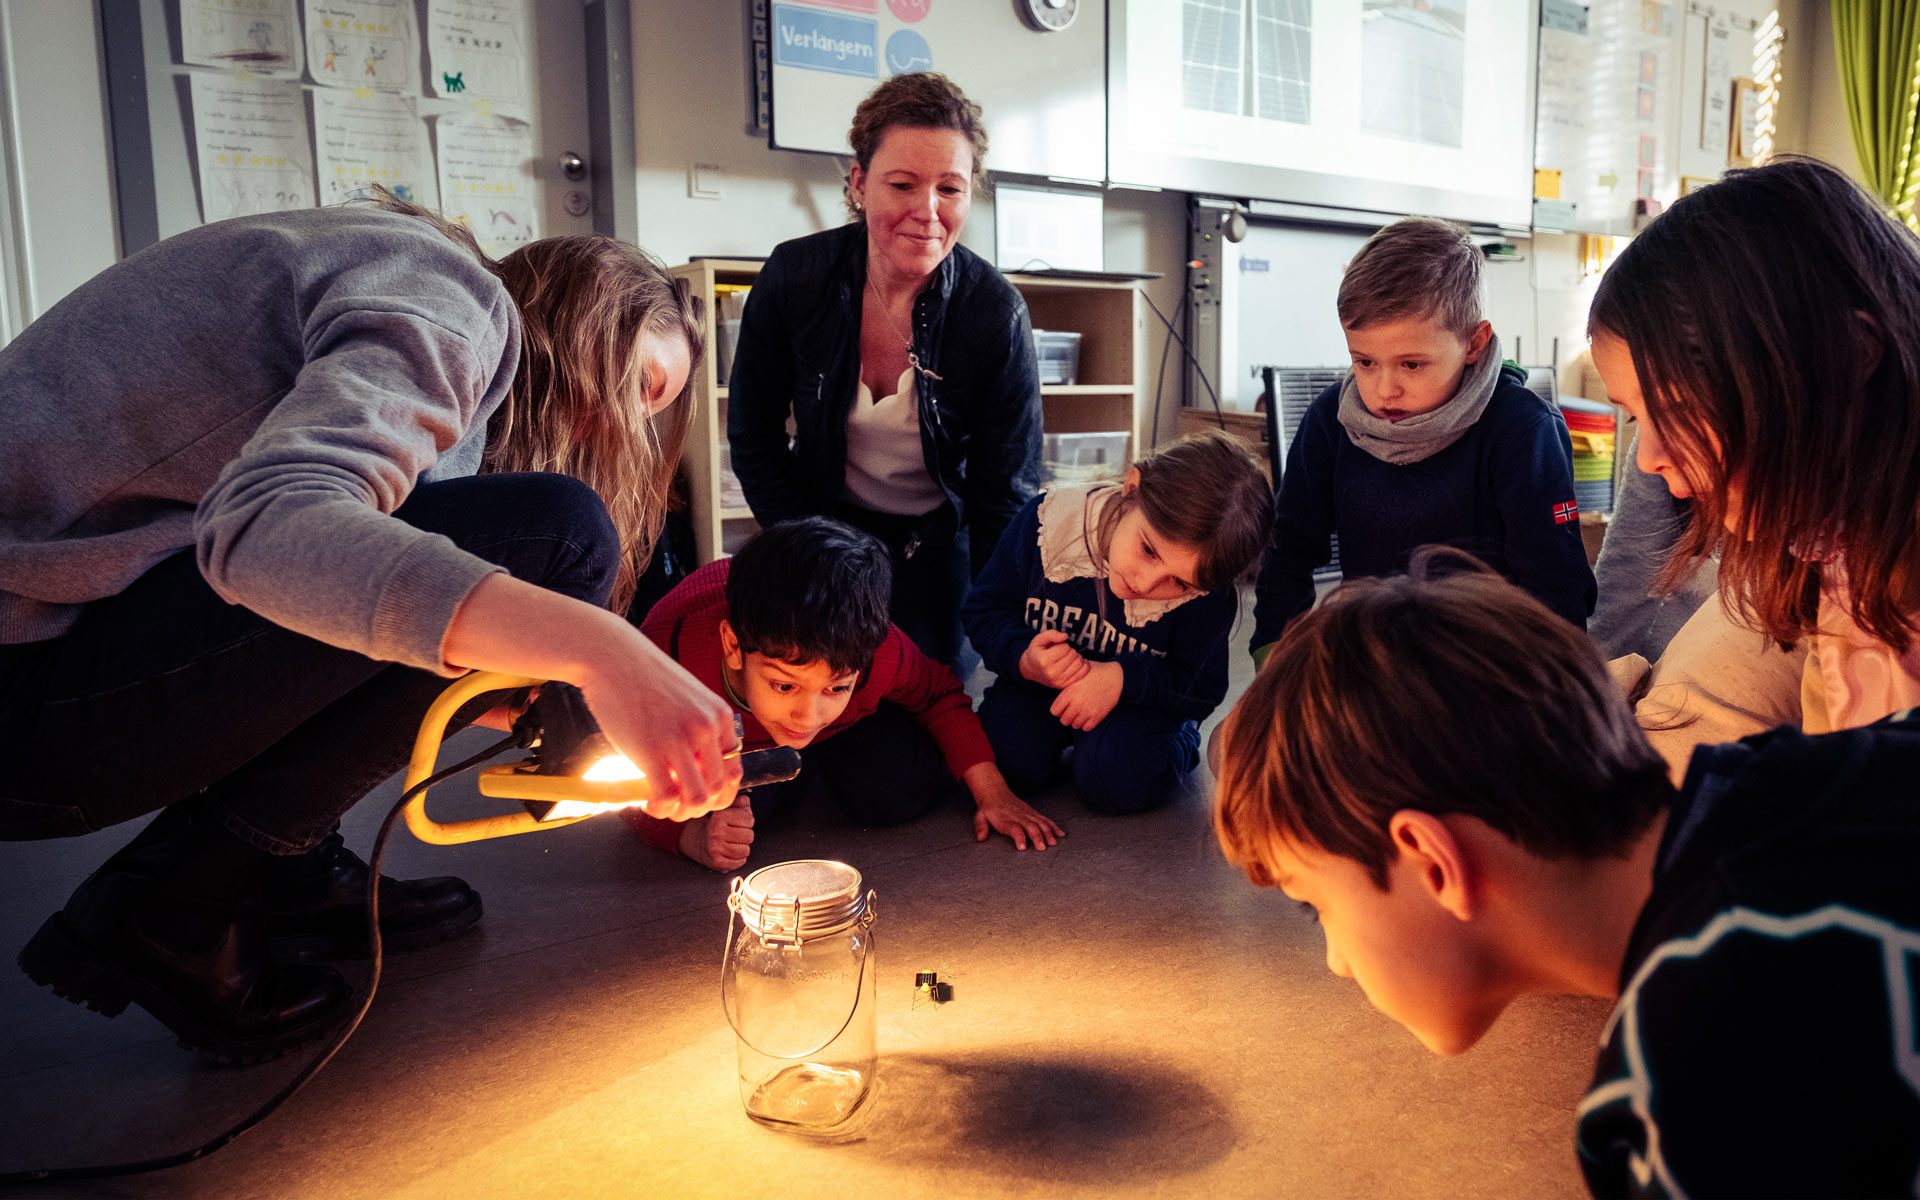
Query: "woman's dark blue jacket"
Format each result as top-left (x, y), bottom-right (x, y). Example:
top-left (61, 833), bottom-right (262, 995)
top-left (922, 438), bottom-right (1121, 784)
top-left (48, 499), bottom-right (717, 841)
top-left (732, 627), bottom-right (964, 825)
top-left (725, 222), bottom-right (1044, 571)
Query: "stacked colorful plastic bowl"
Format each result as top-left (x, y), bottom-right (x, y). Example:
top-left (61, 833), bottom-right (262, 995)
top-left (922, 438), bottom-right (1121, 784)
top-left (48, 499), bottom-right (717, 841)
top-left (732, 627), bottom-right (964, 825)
top-left (1559, 397), bottom-right (1617, 516)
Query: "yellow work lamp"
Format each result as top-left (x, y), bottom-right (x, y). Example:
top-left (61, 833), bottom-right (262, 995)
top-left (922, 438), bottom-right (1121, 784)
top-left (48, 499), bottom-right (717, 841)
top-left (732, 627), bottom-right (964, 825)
top-left (402, 670), bottom-right (798, 845)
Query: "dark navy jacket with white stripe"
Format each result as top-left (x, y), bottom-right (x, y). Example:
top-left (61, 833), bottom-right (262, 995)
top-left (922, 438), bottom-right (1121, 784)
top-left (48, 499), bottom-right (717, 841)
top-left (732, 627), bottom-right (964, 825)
top-left (1577, 710), bottom-right (1920, 1197)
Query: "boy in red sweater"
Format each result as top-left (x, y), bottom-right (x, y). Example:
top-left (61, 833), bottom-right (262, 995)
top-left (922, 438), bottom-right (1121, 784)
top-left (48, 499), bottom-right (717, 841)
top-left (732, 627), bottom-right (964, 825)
top-left (627, 517), bottom-right (1061, 869)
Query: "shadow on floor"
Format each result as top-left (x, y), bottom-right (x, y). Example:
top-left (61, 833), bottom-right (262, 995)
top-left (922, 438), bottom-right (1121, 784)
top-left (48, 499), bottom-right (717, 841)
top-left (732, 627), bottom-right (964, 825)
top-left (788, 1050), bottom-right (1238, 1183)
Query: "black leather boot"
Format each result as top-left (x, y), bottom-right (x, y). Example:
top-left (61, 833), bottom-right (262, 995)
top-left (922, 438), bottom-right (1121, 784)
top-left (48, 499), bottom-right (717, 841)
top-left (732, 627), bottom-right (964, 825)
top-left (261, 832), bottom-right (482, 961)
top-left (17, 804), bottom-right (355, 1065)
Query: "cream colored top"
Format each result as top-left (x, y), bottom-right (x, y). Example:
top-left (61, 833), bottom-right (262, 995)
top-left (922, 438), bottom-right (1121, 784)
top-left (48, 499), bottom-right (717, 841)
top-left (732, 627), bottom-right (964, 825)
top-left (1799, 588), bottom-right (1920, 734)
top-left (844, 366), bottom-right (944, 515)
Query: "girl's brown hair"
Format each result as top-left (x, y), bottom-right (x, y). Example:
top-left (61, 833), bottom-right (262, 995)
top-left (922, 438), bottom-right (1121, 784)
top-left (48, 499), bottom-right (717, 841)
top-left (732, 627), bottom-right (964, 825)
top-left (1214, 549), bottom-right (1672, 890)
top-left (363, 188), bottom-right (702, 616)
top-left (1588, 156), bottom-right (1920, 652)
top-left (1092, 430), bottom-right (1272, 594)
top-left (844, 72), bottom-right (989, 221)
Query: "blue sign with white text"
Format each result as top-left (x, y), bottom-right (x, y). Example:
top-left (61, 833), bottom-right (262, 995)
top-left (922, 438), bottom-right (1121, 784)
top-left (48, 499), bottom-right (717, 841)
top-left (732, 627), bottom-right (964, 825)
top-left (773, 5), bottom-right (878, 78)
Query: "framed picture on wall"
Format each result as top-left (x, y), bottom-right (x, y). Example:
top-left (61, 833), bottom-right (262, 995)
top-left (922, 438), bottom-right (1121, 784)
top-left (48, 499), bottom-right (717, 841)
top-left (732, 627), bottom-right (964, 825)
top-left (1679, 175), bottom-right (1716, 196)
top-left (1729, 77), bottom-right (1762, 166)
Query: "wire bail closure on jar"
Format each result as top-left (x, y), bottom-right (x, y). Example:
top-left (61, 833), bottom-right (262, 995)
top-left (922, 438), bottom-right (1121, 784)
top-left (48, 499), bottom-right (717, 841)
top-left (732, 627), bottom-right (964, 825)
top-left (727, 859), bottom-right (875, 947)
top-left (722, 860), bottom-right (879, 1068)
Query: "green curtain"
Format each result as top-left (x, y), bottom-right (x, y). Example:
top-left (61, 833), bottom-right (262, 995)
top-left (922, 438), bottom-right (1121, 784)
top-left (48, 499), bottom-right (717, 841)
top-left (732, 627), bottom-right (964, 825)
top-left (1833, 0), bottom-right (1920, 222)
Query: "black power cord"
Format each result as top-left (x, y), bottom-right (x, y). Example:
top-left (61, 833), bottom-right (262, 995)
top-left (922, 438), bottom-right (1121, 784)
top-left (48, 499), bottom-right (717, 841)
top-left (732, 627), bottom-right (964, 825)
top-left (1139, 289), bottom-right (1227, 433)
top-left (1148, 289), bottom-right (1187, 449)
top-left (0, 731), bottom-right (520, 1184)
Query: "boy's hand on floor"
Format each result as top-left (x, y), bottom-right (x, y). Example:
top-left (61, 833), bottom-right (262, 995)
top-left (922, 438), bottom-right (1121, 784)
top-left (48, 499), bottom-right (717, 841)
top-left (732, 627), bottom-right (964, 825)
top-left (678, 794), bottom-right (755, 872)
top-left (963, 763), bottom-right (1065, 850)
top-left (1019, 629), bottom-right (1092, 689)
top-left (1050, 661), bottom-right (1124, 731)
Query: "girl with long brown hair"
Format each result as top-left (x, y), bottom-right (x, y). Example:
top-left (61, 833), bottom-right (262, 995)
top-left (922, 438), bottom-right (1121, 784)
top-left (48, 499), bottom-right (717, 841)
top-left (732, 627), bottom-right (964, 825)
top-left (1588, 156), bottom-right (1920, 732)
top-left (0, 195), bottom-right (738, 1062)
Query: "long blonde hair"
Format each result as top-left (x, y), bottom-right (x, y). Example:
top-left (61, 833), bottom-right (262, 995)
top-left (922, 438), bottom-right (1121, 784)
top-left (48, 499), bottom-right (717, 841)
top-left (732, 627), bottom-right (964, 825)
top-left (363, 188), bottom-right (702, 615)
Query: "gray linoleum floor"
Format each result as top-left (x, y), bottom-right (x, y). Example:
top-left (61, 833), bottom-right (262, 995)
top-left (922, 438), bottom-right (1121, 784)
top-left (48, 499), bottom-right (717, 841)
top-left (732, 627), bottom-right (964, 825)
top-left (0, 612), bottom-right (1609, 1199)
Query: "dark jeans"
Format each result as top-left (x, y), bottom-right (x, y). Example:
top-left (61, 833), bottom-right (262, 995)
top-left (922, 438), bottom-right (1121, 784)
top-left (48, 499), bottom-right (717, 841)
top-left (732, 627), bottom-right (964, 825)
top-left (833, 501), bottom-right (968, 667)
top-left (977, 678), bottom-right (1199, 815)
top-left (751, 703), bottom-right (964, 828)
top-left (0, 473), bottom-right (618, 853)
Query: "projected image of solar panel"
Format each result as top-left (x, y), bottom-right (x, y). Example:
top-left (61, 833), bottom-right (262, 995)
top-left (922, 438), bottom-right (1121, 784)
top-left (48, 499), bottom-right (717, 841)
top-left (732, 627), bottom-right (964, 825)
top-left (1360, 0), bottom-right (1466, 148)
top-left (1252, 0), bottom-right (1310, 123)
top-left (1183, 0), bottom-right (1244, 114)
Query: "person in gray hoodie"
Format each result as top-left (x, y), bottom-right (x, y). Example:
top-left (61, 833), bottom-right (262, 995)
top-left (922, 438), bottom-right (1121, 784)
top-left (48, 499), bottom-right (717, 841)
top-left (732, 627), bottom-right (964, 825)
top-left (0, 192), bottom-right (742, 1063)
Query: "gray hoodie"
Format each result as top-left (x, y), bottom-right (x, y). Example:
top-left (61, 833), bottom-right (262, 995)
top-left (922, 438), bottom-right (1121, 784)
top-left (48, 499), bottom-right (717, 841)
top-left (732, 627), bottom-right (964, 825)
top-left (0, 206), bottom-right (517, 673)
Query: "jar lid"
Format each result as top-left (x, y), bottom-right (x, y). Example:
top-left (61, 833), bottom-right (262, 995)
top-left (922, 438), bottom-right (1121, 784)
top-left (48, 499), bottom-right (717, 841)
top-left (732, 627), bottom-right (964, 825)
top-left (733, 859), bottom-right (867, 943)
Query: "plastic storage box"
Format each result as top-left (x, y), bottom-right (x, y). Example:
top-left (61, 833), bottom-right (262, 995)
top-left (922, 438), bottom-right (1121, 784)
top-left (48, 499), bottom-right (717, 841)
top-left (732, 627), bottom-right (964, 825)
top-left (1032, 330), bottom-right (1082, 386)
top-left (1043, 431), bottom-right (1129, 484)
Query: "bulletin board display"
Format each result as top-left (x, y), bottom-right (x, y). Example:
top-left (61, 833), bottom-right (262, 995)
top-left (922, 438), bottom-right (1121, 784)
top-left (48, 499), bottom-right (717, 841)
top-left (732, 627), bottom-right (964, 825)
top-left (1107, 0), bottom-right (1538, 228)
top-left (1533, 0), bottom-right (1687, 235)
top-left (105, 0), bottom-right (566, 258)
top-left (766, 0), bottom-right (1106, 183)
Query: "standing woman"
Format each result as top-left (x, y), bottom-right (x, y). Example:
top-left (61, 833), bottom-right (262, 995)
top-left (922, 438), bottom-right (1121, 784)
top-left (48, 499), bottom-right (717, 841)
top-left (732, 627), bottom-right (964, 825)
top-left (1588, 156), bottom-right (1920, 732)
top-left (0, 193), bottom-right (740, 1062)
top-left (727, 72), bottom-right (1044, 664)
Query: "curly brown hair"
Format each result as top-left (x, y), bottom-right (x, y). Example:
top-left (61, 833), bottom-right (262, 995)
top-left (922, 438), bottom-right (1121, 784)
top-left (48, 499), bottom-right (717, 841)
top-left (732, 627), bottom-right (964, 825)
top-left (844, 72), bottom-right (989, 221)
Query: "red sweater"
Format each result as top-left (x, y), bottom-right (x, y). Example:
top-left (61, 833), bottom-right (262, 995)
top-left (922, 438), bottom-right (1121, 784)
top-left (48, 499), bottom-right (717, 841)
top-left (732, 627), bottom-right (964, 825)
top-left (624, 558), bottom-right (994, 852)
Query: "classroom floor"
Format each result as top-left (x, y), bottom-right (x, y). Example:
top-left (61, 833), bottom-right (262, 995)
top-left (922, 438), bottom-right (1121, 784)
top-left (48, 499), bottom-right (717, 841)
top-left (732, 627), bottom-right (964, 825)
top-left (0, 629), bottom-right (1609, 1199)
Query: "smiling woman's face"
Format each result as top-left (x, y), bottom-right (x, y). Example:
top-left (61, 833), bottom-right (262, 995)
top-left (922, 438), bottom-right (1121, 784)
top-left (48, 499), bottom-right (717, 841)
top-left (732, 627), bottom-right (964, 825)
top-left (848, 125), bottom-right (973, 288)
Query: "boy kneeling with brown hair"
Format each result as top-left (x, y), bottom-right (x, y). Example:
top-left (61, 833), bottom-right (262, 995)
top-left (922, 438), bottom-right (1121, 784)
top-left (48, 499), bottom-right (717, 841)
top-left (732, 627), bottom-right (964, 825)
top-left (1214, 549), bottom-right (1920, 1197)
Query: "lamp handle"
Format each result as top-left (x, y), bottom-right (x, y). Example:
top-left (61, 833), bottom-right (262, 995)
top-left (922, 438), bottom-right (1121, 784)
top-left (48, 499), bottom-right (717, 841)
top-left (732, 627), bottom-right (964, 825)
top-left (401, 670), bottom-right (590, 845)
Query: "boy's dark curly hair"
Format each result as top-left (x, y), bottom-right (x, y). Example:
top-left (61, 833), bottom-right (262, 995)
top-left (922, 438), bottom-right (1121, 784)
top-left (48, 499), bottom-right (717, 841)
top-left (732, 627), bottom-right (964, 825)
top-left (725, 517), bottom-right (892, 676)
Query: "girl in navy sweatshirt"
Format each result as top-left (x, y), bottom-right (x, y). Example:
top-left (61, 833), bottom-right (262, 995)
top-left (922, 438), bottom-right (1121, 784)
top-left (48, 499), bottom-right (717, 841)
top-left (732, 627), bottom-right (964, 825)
top-left (961, 432), bottom-right (1270, 814)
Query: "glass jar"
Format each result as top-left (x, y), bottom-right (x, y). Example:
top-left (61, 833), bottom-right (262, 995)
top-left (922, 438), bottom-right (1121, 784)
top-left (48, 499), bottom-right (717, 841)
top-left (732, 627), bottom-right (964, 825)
top-left (722, 859), bottom-right (877, 1130)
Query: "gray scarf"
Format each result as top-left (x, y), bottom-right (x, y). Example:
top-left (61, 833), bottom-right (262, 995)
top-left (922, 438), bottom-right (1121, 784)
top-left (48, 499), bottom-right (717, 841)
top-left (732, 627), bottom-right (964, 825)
top-left (1337, 333), bottom-right (1504, 465)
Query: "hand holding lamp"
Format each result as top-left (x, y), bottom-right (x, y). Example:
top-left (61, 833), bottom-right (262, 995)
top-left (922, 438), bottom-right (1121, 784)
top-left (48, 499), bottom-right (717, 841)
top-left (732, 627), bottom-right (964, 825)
top-left (402, 670), bottom-right (799, 845)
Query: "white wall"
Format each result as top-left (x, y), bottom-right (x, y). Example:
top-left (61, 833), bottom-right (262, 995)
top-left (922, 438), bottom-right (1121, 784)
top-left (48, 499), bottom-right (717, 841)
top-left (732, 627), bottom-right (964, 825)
top-left (0, 0), bottom-right (119, 338)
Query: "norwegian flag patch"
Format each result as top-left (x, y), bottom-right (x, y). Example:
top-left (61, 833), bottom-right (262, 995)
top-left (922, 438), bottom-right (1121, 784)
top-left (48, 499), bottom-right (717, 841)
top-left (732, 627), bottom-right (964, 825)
top-left (1553, 501), bottom-right (1579, 525)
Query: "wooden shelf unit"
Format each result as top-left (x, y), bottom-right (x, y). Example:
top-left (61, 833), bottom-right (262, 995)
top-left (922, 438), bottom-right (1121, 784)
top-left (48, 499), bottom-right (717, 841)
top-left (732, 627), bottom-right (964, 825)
top-left (671, 260), bottom-right (1149, 564)
top-left (670, 258), bottom-right (764, 565)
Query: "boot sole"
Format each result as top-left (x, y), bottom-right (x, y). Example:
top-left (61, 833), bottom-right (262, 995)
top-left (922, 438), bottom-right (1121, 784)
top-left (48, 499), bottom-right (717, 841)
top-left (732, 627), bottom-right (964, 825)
top-left (18, 913), bottom-right (352, 1066)
top-left (270, 893), bottom-right (484, 963)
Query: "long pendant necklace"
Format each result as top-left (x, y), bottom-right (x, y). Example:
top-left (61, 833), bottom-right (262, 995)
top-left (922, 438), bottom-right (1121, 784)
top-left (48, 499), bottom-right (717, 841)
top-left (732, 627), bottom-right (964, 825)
top-left (867, 274), bottom-right (943, 383)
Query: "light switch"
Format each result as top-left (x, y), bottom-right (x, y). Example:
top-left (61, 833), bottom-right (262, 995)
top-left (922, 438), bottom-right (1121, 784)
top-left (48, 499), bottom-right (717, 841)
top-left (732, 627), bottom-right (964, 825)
top-left (689, 163), bottom-right (723, 201)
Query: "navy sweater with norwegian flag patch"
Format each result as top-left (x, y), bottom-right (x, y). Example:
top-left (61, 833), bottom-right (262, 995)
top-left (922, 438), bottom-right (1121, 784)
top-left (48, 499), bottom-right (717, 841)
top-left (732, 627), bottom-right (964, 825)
top-left (1251, 365), bottom-right (1596, 650)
